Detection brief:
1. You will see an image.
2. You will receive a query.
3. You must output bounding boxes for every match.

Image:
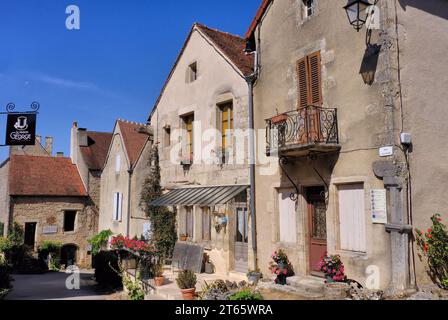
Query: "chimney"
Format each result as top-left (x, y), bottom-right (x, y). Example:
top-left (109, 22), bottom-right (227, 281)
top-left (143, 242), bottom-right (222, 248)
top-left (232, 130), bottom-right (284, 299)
top-left (36, 135), bottom-right (42, 146)
top-left (56, 152), bottom-right (64, 157)
top-left (44, 137), bottom-right (53, 155)
top-left (78, 128), bottom-right (88, 147)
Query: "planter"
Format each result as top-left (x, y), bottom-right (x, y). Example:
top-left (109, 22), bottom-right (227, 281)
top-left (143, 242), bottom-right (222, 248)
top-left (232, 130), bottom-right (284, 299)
top-left (179, 235), bottom-right (188, 242)
top-left (181, 288), bottom-right (196, 300)
top-left (275, 274), bottom-right (287, 286)
top-left (326, 276), bottom-right (335, 284)
top-left (271, 114), bottom-right (288, 124)
top-left (204, 262), bottom-right (214, 274)
top-left (154, 276), bottom-right (165, 287)
top-left (248, 274), bottom-right (262, 285)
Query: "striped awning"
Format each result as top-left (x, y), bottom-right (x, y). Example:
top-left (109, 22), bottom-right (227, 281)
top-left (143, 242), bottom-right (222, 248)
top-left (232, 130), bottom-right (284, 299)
top-left (150, 185), bottom-right (248, 207)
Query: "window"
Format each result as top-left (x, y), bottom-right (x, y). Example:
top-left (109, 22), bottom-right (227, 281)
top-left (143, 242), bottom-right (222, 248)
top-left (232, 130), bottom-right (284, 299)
top-left (113, 192), bottom-right (123, 221)
top-left (187, 62), bottom-right (198, 83)
top-left (296, 51), bottom-right (322, 108)
top-left (303, 0), bottom-right (316, 18)
top-left (64, 211), bottom-right (77, 232)
top-left (338, 184), bottom-right (366, 252)
top-left (24, 222), bottom-right (37, 248)
top-left (0, 222), bottom-right (4, 237)
top-left (115, 154), bottom-right (121, 173)
top-left (278, 190), bottom-right (297, 243)
top-left (236, 207), bottom-right (249, 243)
top-left (182, 114), bottom-right (194, 161)
top-left (202, 207), bottom-right (211, 241)
top-left (219, 102), bottom-right (233, 163)
top-left (185, 206), bottom-right (194, 238)
top-left (163, 126), bottom-right (171, 148)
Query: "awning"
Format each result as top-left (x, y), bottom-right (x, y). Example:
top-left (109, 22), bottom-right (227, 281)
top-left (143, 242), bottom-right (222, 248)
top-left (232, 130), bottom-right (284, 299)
top-left (150, 185), bottom-right (248, 207)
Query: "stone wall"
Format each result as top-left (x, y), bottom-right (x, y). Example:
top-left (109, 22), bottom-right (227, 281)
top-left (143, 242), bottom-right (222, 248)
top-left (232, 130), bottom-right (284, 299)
top-left (11, 196), bottom-right (97, 268)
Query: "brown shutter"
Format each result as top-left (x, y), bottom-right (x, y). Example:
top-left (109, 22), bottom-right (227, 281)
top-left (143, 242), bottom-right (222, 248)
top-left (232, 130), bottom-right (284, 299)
top-left (296, 57), bottom-right (309, 109)
top-left (307, 51), bottom-right (322, 106)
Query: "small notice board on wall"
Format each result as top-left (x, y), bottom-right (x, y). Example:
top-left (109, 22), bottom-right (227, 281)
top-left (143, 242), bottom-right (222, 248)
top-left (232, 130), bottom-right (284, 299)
top-left (370, 189), bottom-right (387, 224)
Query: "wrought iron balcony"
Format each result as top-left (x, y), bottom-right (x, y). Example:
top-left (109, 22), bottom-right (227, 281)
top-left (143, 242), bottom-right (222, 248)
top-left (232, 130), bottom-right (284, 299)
top-left (266, 106), bottom-right (340, 157)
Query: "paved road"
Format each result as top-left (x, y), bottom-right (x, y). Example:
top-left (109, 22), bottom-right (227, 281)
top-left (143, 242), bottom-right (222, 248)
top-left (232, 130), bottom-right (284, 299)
top-left (6, 269), bottom-right (115, 300)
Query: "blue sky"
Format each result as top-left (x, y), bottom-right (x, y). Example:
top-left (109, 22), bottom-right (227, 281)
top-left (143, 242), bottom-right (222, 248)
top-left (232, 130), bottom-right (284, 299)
top-left (0, 0), bottom-right (259, 160)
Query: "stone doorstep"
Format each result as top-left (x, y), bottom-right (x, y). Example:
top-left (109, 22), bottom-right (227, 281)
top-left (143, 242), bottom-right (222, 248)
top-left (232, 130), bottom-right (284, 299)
top-left (286, 275), bottom-right (326, 294)
top-left (257, 281), bottom-right (324, 299)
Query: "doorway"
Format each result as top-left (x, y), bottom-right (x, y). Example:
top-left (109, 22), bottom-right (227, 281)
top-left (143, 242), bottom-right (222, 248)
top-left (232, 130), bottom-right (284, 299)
top-left (24, 222), bottom-right (37, 248)
top-left (305, 186), bottom-right (327, 275)
top-left (61, 244), bottom-right (78, 267)
top-left (234, 206), bottom-right (249, 273)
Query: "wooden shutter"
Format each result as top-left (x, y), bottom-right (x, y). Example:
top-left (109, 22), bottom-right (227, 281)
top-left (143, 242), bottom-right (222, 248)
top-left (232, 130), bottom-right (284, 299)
top-left (338, 184), bottom-right (366, 252)
top-left (296, 51), bottom-right (322, 109)
top-left (307, 51), bottom-right (322, 106)
top-left (118, 193), bottom-right (123, 221)
top-left (296, 57), bottom-right (309, 109)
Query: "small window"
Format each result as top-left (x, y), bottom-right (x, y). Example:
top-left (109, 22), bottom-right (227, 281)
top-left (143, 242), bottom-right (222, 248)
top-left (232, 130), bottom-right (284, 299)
top-left (182, 114), bottom-right (194, 161)
top-left (219, 102), bottom-right (233, 163)
top-left (164, 126), bottom-right (171, 148)
top-left (64, 211), bottom-right (77, 232)
top-left (0, 222), bottom-right (4, 237)
top-left (115, 155), bottom-right (121, 173)
top-left (303, 0), bottom-right (315, 18)
top-left (202, 207), bottom-right (211, 241)
top-left (187, 62), bottom-right (198, 83)
top-left (113, 192), bottom-right (123, 221)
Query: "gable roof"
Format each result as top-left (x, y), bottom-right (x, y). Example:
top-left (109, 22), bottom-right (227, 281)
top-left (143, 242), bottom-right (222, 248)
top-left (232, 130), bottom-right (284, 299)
top-left (245, 0), bottom-right (273, 39)
top-left (80, 131), bottom-right (113, 171)
top-left (9, 155), bottom-right (87, 197)
top-left (148, 22), bottom-right (254, 122)
top-left (117, 120), bottom-right (151, 167)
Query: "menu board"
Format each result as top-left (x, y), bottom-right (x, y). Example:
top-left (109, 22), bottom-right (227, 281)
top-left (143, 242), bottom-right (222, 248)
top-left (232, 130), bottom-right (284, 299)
top-left (371, 189), bottom-right (387, 224)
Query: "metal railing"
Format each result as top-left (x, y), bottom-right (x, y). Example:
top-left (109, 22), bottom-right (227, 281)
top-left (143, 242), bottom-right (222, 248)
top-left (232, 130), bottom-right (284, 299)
top-left (266, 106), bottom-right (339, 155)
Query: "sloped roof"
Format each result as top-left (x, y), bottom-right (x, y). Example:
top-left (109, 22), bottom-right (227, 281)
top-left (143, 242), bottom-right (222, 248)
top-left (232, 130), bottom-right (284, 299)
top-left (148, 23), bottom-right (254, 121)
top-left (9, 155), bottom-right (87, 197)
top-left (245, 0), bottom-right (273, 39)
top-left (117, 120), bottom-right (151, 166)
top-left (80, 131), bottom-right (113, 171)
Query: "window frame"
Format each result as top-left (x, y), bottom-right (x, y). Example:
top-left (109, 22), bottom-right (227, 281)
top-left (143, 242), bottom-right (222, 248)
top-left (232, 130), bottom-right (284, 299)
top-left (63, 210), bottom-right (77, 233)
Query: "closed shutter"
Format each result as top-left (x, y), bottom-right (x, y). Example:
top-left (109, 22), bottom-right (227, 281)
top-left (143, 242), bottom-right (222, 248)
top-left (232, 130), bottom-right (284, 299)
top-left (338, 184), bottom-right (366, 252)
top-left (118, 193), bottom-right (123, 221)
top-left (278, 190), bottom-right (297, 243)
top-left (296, 51), bottom-right (322, 109)
top-left (202, 207), bottom-right (211, 241)
top-left (113, 193), bottom-right (118, 221)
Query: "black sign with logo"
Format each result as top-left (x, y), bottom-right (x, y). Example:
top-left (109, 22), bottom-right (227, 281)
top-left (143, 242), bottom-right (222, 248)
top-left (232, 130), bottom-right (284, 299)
top-left (5, 113), bottom-right (36, 146)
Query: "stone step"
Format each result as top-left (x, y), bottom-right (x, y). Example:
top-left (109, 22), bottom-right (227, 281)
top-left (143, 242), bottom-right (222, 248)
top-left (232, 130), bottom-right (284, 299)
top-left (257, 281), bottom-right (324, 299)
top-left (286, 276), bottom-right (325, 294)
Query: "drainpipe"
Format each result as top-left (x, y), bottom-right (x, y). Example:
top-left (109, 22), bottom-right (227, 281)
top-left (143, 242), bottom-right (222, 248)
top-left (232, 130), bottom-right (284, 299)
top-left (126, 168), bottom-right (134, 238)
top-left (245, 50), bottom-right (259, 271)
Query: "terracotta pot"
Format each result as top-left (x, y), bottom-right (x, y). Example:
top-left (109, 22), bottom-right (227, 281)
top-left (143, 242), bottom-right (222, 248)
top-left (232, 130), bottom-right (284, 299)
top-left (154, 276), bottom-right (165, 287)
top-left (180, 235), bottom-right (188, 242)
top-left (181, 288), bottom-right (196, 300)
top-left (271, 114), bottom-right (288, 124)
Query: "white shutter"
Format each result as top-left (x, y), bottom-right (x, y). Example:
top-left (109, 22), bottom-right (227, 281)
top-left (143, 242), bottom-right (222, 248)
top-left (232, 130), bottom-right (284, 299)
top-left (278, 190), bottom-right (297, 243)
top-left (113, 192), bottom-right (118, 221)
top-left (118, 193), bottom-right (123, 221)
top-left (338, 184), bottom-right (366, 252)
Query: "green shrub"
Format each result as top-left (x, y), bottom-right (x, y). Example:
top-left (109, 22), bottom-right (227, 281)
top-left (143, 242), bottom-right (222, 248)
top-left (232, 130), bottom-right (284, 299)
top-left (93, 251), bottom-right (122, 289)
top-left (88, 230), bottom-right (113, 255)
top-left (122, 272), bottom-right (144, 300)
top-left (176, 269), bottom-right (197, 289)
top-left (229, 289), bottom-right (263, 301)
top-left (0, 255), bottom-right (12, 290)
top-left (0, 238), bottom-right (12, 254)
top-left (38, 240), bottom-right (62, 253)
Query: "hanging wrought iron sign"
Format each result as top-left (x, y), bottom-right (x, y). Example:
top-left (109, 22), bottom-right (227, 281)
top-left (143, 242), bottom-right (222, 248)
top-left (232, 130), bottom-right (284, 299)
top-left (3, 102), bottom-right (40, 146)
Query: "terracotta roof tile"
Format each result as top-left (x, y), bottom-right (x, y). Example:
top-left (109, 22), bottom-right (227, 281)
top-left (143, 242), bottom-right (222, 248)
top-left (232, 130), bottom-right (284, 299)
top-left (80, 131), bottom-right (113, 171)
top-left (117, 120), bottom-right (151, 166)
top-left (9, 155), bottom-right (87, 197)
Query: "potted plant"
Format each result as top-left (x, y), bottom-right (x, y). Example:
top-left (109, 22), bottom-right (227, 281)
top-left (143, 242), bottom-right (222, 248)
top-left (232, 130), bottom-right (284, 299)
top-left (203, 254), bottom-right (214, 274)
top-left (179, 234), bottom-right (188, 242)
top-left (154, 258), bottom-right (165, 287)
top-left (318, 254), bottom-right (347, 284)
top-left (269, 250), bottom-right (294, 285)
top-left (270, 113), bottom-right (288, 124)
top-left (247, 269), bottom-right (263, 284)
top-left (176, 269), bottom-right (197, 300)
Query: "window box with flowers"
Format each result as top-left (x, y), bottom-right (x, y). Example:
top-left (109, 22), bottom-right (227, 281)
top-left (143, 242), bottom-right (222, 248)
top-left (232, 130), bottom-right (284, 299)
top-left (269, 250), bottom-right (294, 285)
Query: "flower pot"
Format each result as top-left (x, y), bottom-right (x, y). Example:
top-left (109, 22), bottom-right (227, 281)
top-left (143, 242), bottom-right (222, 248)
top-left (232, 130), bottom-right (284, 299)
top-left (180, 235), bottom-right (188, 242)
top-left (271, 114), bottom-right (288, 124)
top-left (326, 276), bottom-right (335, 284)
top-left (154, 276), bottom-right (165, 287)
top-left (181, 288), bottom-right (196, 300)
top-left (204, 262), bottom-right (214, 274)
top-left (275, 274), bottom-right (287, 285)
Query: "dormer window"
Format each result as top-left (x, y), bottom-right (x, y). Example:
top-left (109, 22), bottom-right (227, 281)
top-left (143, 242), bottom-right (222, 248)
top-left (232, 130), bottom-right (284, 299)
top-left (303, 0), bottom-right (316, 18)
top-left (187, 62), bottom-right (198, 83)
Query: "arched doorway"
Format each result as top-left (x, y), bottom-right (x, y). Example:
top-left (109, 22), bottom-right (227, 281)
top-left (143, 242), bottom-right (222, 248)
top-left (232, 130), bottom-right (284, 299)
top-left (61, 244), bottom-right (78, 267)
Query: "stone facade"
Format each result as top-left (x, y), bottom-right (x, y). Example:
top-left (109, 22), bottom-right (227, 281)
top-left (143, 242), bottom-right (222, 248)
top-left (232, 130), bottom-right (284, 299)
top-left (11, 196), bottom-right (96, 268)
top-left (248, 0), bottom-right (448, 293)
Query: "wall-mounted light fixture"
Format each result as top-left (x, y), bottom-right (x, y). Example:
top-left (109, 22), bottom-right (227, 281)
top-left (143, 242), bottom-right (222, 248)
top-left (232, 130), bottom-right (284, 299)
top-left (343, 0), bottom-right (371, 32)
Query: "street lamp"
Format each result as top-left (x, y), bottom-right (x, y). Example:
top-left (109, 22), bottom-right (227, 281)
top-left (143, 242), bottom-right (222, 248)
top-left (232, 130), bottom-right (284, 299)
top-left (343, 0), bottom-right (371, 32)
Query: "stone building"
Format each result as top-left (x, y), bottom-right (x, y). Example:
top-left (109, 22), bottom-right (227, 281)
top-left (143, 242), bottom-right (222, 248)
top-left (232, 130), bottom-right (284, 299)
top-left (98, 119), bottom-right (153, 238)
top-left (0, 155), bottom-right (96, 268)
top-left (149, 23), bottom-right (253, 276)
top-left (246, 0), bottom-right (448, 294)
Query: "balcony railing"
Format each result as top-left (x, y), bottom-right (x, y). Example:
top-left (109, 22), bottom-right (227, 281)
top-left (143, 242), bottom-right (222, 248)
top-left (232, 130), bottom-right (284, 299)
top-left (266, 106), bottom-right (340, 157)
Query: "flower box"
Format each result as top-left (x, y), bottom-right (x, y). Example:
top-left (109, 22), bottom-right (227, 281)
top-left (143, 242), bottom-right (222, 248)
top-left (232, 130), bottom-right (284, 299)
top-left (270, 114), bottom-right (288, 124)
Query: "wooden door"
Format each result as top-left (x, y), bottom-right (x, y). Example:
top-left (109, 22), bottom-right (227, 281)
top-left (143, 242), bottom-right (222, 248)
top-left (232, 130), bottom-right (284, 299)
top-left (306, 187), bottom-right (327, 274)
top-left (24, 222), bottom-right (37, 249)
top-left (234, 207), bottom-right (248, 273)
